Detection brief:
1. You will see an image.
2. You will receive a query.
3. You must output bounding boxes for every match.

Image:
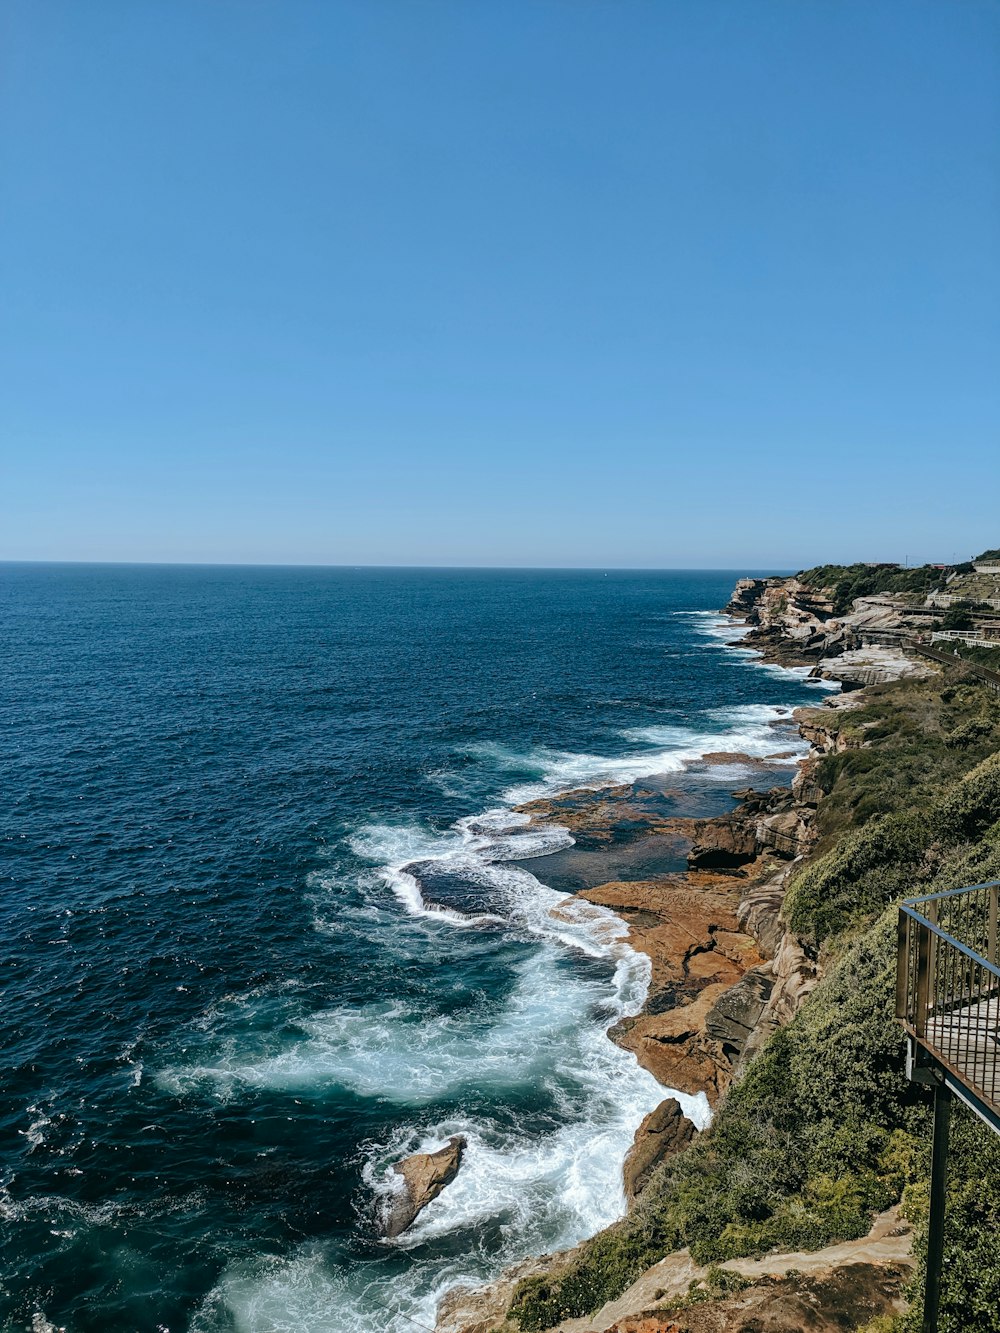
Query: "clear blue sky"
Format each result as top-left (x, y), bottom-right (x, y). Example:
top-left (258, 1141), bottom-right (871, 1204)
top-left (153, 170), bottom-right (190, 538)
top-left (2, 0), bottom-right (998, 568)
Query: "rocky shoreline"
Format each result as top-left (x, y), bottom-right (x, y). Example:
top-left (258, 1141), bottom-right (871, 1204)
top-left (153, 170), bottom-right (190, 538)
top-left (430, 577), bottom-right (935, 1333)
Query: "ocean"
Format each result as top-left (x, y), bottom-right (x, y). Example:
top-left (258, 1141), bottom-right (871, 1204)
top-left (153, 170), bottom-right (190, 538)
top-left (0, 565), bottom-right (834, 1333)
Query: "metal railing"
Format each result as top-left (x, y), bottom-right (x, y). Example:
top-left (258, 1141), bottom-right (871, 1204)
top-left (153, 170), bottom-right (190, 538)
top-left (930, 631), bottom-right (1000, 649)
top-left (897, 881), bottom-right (1000, 1119)
top-left (905, 640), bottom-right (1000, 695)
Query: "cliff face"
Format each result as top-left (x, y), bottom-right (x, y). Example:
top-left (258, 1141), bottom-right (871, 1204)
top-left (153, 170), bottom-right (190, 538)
top-left (437, 563), bottom-right (1000, 1333)
top-left (727, 574), bottom-right (935, 686)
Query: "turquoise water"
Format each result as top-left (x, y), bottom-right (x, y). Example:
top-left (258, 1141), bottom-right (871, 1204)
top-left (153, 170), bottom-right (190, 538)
top-left (0, 566), bottom-right (830, 1332)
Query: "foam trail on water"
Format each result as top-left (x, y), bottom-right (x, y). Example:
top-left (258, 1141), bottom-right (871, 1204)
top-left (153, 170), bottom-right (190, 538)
top-left (458, 710), bottom-right (806, 807)
top-left (683, 611), bottom-right (841, 690)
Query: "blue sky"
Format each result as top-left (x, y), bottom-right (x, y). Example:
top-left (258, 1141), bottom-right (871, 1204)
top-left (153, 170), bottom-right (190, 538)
top-left (2, 0), bottom-right (998, 568)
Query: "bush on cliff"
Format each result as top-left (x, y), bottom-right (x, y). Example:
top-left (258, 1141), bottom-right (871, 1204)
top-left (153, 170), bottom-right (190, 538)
top-left (786, 749), bottom-right (1000, 942)
top-left (808, 679), bottom-right (1000, 838)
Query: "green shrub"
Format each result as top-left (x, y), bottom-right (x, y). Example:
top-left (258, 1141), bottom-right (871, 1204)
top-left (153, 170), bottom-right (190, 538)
top-left (901, 1108), bottom-right (1000, 1332)
top-left (940, 602), bottom-right (975, 631)
top-left (785, 814), bottom-right (928, 941)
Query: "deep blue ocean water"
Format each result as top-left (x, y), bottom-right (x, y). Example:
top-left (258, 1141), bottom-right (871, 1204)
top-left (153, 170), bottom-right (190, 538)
top-left (0, 566), bottom-right (834, 1333)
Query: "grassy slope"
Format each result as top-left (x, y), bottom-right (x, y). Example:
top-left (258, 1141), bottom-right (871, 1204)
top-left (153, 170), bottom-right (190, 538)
top-left (511, 669), bottom-right (1000, 1333)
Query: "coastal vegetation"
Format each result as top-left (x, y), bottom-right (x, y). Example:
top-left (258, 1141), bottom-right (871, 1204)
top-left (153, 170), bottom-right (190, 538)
top-left (795, 562), bottom-right (946, 614)
top-left (947, 640), bottom-right (1000, 670)
top-left (510, 667), bottom-right (1000, 1332)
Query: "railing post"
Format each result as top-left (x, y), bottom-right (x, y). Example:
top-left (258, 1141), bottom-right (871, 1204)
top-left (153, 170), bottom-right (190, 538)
top-left (896, 911), bottom-right (911, 1020)
top-left (923, 1081), bottom-right (952, 1333)
top-left (989, 885), bottom-right (997, 967)
top-left (915, 922), bottom-right (932, 1039)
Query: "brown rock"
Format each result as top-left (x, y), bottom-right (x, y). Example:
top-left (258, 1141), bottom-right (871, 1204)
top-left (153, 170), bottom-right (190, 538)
top-left (581, 876), bottom-right (764, 1097)
top-left (754, 807), bottom-right (817, 858)
top-left (736, 880), bottom-right (787, 958)
top-left (791, 757), bottom-right (824, 807)
top-left (724, 577), bottom-right (773, 617)
top-left (686, 816), bottom-right (759, 869)
top-left (579, 877), bottom-right (758, 998)
top-left (703, 967), bottom-right (774, 1058)
top-left (384, 1136), bottom-right (466, 1238)
top-left (608, 1261), bottom-right (909, 1331)
top-left (611, 983), bottom-right (735, 1097)
top-left (623, 1098), bottom-right (696, 1200)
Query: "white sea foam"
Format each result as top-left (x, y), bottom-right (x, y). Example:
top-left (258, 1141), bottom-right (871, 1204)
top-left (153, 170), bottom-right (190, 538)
top-left (684, 612), bottom-right (841, 692)
top-left (190, 964), bottom-right (707, 1333)
top-left (177, 854), bottom-right (683, 1331)
top-left (19, 1107), bottom-right (52, 1154)
top-left (682, 609), bottom-right (755, 640)
top-left (624, 704), bottom-right (805, 765)
top-left (448, 700), bottom-right (810, 807)
top-left (168, 797), bottom-right (685, 1332)
top-left (30, 1315), bottom-right (66, 1333)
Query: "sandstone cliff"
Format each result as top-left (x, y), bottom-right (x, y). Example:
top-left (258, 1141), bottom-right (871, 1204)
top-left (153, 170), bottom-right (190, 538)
top-left (725, 575), bottom-right (935, 686)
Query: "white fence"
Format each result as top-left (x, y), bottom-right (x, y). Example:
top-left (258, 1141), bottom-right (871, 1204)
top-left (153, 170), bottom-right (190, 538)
top-left (931, 632), bottom-right (1000, 649)
top-left (926, 594), bottom-right (1000, 610)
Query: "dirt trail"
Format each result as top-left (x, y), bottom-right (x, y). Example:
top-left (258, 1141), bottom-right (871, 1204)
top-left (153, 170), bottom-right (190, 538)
top-left (556, 1206), bottom-right (913, 1332)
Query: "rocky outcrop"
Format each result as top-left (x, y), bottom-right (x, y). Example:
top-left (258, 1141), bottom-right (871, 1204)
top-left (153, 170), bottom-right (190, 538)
top-left (791, 755), bottom-right (823, 807)
top-left (383, 1136), bottom-right (466, 1238)
top-left (686, 814), bottom-right (759, 869)
top-left (727, 575), bottom-right (939, 680)
top-left (623, 1098), bottom-right (696, 1200)
top-left (816, 643), bottom-right (934, 688)
top-left (760, 931), bottom-right (820, 1030)
top-left (793, 693), bottom-right (865, 754)
top-left (719, 866), bottom-right (822, 1071)
top-left (724, 577), bottom-right (780, 617)
top-left (588, 1261), bottom-right (909, 1332)
top-left (703, 967), bottom-right (774, 1060)
top-left (754, 805), bottom-right (817, 857)
top-left (735, 879), bottom-right (787, 958)
top-left (687, 785), bottom-right (817, 871)
top-left (581, 876), bottom-right (764, 1097)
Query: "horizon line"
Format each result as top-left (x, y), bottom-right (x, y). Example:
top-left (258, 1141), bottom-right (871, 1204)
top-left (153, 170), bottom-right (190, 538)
top-left (0, 558), bottom-right (801, 574)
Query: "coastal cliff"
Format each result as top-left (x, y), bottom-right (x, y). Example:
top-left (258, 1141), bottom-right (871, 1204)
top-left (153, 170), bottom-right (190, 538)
top-left (436, 563), bottom-right (1000, 1333)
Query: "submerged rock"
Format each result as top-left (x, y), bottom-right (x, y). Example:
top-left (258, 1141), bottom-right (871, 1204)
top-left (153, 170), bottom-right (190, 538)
top-left (383, 1135), bottom-right (466, 1238)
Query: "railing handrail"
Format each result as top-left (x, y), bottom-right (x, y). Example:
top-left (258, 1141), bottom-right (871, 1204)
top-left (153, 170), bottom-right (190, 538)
top-left (903, 878), bottom-right (1000, 908)
top-left (898, 904), bottom-right (1000, 983)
